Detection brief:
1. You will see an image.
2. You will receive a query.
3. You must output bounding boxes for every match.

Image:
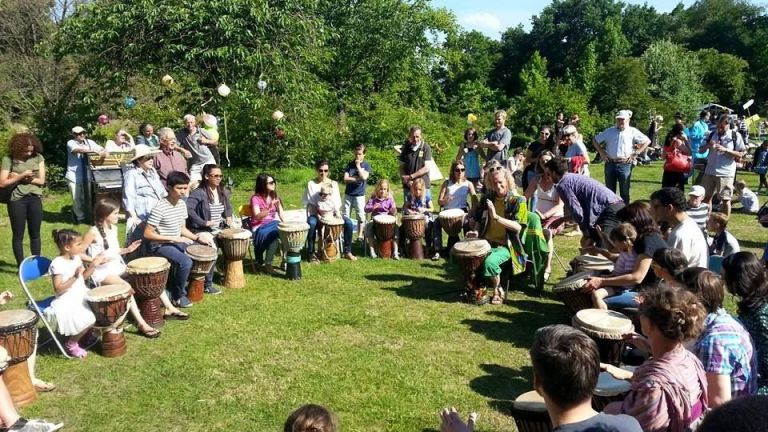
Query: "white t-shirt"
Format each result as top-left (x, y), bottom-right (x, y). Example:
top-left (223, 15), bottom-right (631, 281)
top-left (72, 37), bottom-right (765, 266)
top-left (740, 188), bottom-right (760, 213)
top-left (667, 216), bottom-right (708, 268)
top-left (595, 126), bottom-right (649, 159)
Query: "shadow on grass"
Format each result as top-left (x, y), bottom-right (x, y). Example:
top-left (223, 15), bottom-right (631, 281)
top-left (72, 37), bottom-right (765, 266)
top-left (471, 363), bottom-right (533, 415)
top-left (461, 303), bottom-right (569, 347)
top-left (367, 273), bottom-right (464, 303)
top-left (0, 260), bottom-right (18, 275)
top-left (739, 239), bottom-right (766, 250)
top-left (43, 207), bottom-right (75, 225)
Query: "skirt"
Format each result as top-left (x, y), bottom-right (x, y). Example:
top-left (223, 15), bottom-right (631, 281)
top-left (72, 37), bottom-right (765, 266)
top-left (50, 284), bottom-right (96, 336)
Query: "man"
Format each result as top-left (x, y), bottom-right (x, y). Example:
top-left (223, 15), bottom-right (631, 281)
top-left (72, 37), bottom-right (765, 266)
top-left (439, 325), bottom-right (641, 432)
top-left (175, 114), bottom-right (216, 187)
top-left (342, 144), bottom-right (371, 240)
top-left (65, 126), bottom-right (106, 223)
top-left (649, 187), bottom-right (709, 268)
top-left (701, 114), bottom-right (746, 217)
top-left (154, 127), bottom-right (191, 187)
top-left (592, 110), bottom-right (651, 204)
top-left (544, 158), bottom-right (624, 248)
top-left (399, 125), bottom-right (433, 201)
top-left (467, 169), bottom-right (527, 305)
top-left (143, 171), bottom-right (216, 308)
top-left (479, 110), bottom-right (512, 164)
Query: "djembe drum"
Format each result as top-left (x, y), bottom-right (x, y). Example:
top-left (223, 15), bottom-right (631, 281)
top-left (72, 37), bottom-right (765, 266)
top-left (402, 214), bottom-right (426, 259)
top-left (570, 254), bottom-right (614, 274)
top-left (0, 310), bottom-right (38, 407)
top-left (85, 284), bottom-right (131, 357)
top-left (318, 216), bottom-right (344, 261)
top-left (185, 244), bottom-right (218, 302)
top-left (451, 239), bottom-right (491, 304)
top-left (279, 222), bottom-right (310, 280)
top-left (373, 214), bottom-right (397, 259)
top-left (218, 228), bottom-right (251, 288)
top-left (592, 368), bottom-right (634, 411)
top-left (510, 391), bottom-right (553, 432)
top-left (439, 208), bottom-right (466, 252)
top-left (127, 257), bottom-right (170, 329)
top-left (572, 309), bottom-right (634, 366)
top-left (553, 271), bottom-right (596, 315)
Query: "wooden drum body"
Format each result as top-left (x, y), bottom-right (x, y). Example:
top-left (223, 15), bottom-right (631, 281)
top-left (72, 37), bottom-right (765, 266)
top-left (279, 222), bottom-right (310, 280)
top-left (592, 369), bottom-right (633, 411)
top-left (218, 228), bottom-right (251, 288)
top-left (0, 310), bottom-right (39, 407)
top-left (373, 215), bottom-right (397, 259)
top-left (451, 239), bottom-right (491, 304)
top-left (127, 257), bottom-right (170, 329)
top-left (318, 217), bottom-right (344, 262)
top-left (510, 391), bottom-right (553, 432)
top-left (572, 309), bottom-right (634, 366)
top-left (186, 244), bottom-right (218, 303)
top-left (86, 284), bottom-right (132, 357)
top-left (552, 271), bottom-right (595, 315)
top-left (439, 209), bottom-right (465, 236)
top-left (402, 214), bottom-right (426, 260)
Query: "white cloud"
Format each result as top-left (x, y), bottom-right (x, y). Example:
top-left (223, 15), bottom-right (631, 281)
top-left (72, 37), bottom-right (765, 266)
top-left (459, 12), bottom-right (503, 35)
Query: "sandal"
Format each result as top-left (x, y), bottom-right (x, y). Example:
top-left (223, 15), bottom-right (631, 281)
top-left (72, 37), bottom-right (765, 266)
top-left (491, 295), bottom-right (503, 305)
top-left (64, 341), bottom-right (87, 358)
top-left (139, 327), bottom-right (161, 339)
top-left (164, 311), bottom-right (190, 321)
top-left (32, 380), bottom-right (56, 392)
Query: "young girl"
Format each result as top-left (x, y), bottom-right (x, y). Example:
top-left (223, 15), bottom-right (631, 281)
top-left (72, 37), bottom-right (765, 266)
top-left (734, 179), bottom-right (760, 214)
top-left (250, 173), bottom-right (285, 273)
top-left (364, 179), bottom-right (399, 259)
top-left (283, 404), bottom-right (337, 432)
top-left (49, 229), bottom-right (100, 358)
top-left (456, 128), bottom-right (484, 191)
top-left (316, 184), bottom-right (339, 219)
top-left (403, 178), bottom-right (436, 258)
top-left (587, 223), bottom-right (638, 310)
top-left (651, 247), bottom-right (689, 290)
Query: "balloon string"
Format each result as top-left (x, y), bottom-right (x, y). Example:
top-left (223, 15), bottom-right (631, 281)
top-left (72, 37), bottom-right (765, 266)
top-left (224, 110), bottom-right (231, 168)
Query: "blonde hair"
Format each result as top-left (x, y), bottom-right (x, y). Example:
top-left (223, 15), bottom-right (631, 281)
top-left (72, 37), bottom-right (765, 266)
top-left (494, 110), bottom-right (507, 119)
top-left (709, 212), bottom-right (729, 229)
top-left (410, 177), bottom-right (426, 196)
top-left (374, 179), bottom-right (390, 198)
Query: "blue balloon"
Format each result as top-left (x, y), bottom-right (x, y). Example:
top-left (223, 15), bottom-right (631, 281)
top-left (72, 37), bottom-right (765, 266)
top-left (123, 96), bottom-right (137, 109)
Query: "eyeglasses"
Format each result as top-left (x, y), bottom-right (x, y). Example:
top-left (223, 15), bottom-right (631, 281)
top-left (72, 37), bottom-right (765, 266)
top-left (318, 169), bottom-right (329, 173)
top-left (76, 132), bottom-right (85, 136)
top-left (210, 174), bottom-right (223, 178)
top-left (454, 168), bottom-right (465, 172)
top-left (267, 180), bottom-right (275, 185)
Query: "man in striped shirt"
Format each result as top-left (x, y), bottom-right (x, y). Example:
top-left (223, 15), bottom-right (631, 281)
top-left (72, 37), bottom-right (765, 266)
top-left (144, 171), bottom-right (215, 308)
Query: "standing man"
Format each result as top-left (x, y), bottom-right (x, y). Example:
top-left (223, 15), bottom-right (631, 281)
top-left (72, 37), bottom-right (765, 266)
top-left (701, 114), bottom-right (746, 217)
top-left (66, 126), bottom-right (105, 223)
top-left (649, 187), bottom-right (709, 268)
top-left (343, 144), bottom-right (371, 241)
top-left (175, 114), bottom-right (215, 188)
top-left (399, 125), bottom-right (433, 201)
top-left (154, 127), bottom-right (191, 187)
top-left (592, 110), bottom-right (651, 204)
top-left (689, 110), bottom-right (711, 183)
top-left (479, 110), bottom-right (512, 164)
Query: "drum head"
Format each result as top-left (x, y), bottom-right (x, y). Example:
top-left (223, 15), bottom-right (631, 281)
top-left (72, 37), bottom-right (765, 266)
top-left (373, 215), bottom-right (396, 225)
top-left (553, 271), bottom-right (594, 292)
top-left (572, 309), bottom-right (633, 339)
top-left (452, 239), bottom-right (491, 257)
top-left (319, 216), bottom-right (344, 226)
top-left (594, 369), bottom-right (633, 396)
top-left (127, 256), bottom-right (169, 273)
top-left (187, 244), bottom-right (218, 260)
top-left (512, 390), bottom-right (548, 413)
top-left (87, 284), bottom-right (131, 301)
top-left (0, 310), bottom-right (37, 327)
top-left (401, 214), bottom-right (425, 221)
top-left (219, 228), bottom-right (251, 240)
top-left (278, 222), bottom-right (310, 232)
top-left (439, 208), bottom-right (465, 218)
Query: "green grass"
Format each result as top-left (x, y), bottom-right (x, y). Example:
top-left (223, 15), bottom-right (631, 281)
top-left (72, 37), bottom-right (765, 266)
top-left (1, 159), bottom-right (766, 431)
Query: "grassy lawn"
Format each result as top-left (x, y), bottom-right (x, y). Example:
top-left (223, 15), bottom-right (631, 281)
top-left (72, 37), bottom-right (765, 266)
top-left (1, 159), bottom-right (765, 431)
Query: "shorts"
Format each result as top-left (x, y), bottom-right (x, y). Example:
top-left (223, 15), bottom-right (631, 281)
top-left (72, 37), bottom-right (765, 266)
top-left (701, 174), bottom-right (734, 201)
top-left (343, 195), bottom-right (366, 222)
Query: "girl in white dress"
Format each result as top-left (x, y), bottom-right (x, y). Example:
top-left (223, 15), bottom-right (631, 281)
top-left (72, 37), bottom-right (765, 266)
top-left (49, 229), bottom-right (100, 358)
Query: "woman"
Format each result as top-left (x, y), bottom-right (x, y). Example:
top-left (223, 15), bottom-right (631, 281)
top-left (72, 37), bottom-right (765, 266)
top-left (0, 133), bottom-right (45, 266)
top-left (122, 144), bottom-right (166, 245)
top-left (249, 173), bottom-right (285, 273)
top-left (435, 160), bottom-right (477, 256)
top-left (561, 125), bottom-right (590, 176)
top-left (455, 128), bottom-right (484, 192)
top-left (722, 252), bottom-right (768, 395)
top-left (603, 285), bottom-right (708, 432)
top-left (661, 123), bottom-right (693, 191)
top-left (105, 129), bottom-right (135, 153)
top-left (524, 152), bottom-right (563, 280)
top-left (651, 248), bottom-right (688, 289)
top-left (522, 127), bottom-right (556, 190)
top-left (681, 267), bottom-right (757, 406)
top-left (752, 140), bottom-right (768, 194)
top-left (136, 123), bottom-right (159, 147)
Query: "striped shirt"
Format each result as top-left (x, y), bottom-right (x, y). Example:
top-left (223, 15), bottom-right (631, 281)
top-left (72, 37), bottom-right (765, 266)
top-left (686, 203), bottom-right (709, 231)
top-left (209, 201), bottom-right (225, 228)
top-left (147, 199), bottom-right (187, 240)
top-left (694, 308), bottom-right (757, 397)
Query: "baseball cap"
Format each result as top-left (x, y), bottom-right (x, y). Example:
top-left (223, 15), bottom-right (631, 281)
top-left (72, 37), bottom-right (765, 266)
top-left (71, 126), bottom-right (85, 134)
top-left (615, 110), bottom-right (633, 120)
top-left (688, 185), bottom-right (705, 197)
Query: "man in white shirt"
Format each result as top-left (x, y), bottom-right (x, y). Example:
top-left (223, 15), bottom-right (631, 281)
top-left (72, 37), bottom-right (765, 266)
top-left (593, 110), bottom-right (651, 205)
top-left (650, 187), bottom-right (709, 268)
top-left (66, 126), bottom-right (105, 223)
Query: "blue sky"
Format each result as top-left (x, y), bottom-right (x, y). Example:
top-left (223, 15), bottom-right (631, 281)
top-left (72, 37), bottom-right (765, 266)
top-left (431, 0), bottom-right (695, 39)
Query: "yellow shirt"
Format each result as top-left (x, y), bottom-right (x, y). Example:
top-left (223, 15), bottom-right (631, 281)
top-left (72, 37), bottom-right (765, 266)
top-left (485, 197), bottom-right (507, 245)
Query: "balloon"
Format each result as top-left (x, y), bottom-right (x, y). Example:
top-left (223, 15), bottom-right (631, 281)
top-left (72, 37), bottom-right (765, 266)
top-left (97, 114), bottom-right (109, 125)
top-left (162, 74), bottom-right (174, 86)
top-left (467, 113), bottom-right (477, 124)
top-left (272, 110), bottom-right (284, 121)
top-left (123, 96), bottom-right (137, 109)
top-left (217, 83), bottom-right (231, 97)
top-left (257, 80), bottom-right (268, 92)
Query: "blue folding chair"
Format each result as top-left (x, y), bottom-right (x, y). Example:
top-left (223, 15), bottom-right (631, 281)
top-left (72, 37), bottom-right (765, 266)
top-left (18, 256), bottom-right (73, 359)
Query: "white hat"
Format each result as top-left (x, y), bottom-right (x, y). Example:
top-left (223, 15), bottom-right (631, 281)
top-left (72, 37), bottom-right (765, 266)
top-left (71, 126), bottom-right (85, 134)
top-left (130, 144), bottom-right (160, 162)
top-left (615, 110), bottom-right (633, 119)
top-left (688, 185), bottom-right (705, 197)
top-left (562, 125), bottom-right (578, 135)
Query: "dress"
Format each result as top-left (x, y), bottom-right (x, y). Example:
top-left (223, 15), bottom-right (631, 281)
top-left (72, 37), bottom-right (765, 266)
top-left (87, 225), bottom-right (126, 285)
top-left (48, 256), bottom-right (96, 336)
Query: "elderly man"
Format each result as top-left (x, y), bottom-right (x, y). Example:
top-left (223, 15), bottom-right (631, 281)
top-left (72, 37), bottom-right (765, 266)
top-left (593, 110), bottom-right (651, 204)
top-left (399, 125), bottom-right (434, 201)
top-left (154, 127), bottom-right (191, 187)
top-left (479, 110), bottom-right (512, 164)
top-left (175, 114), bottom-right (216, 187)
top-left (65, 126), bottom-right (105, 223)
top-left (701, 114), bottom-right (746, 217)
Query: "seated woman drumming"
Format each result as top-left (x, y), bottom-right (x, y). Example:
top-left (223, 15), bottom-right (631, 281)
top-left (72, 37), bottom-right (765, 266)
top-left (435, 160), bottom-right (477, 255)
top-left (363, 179), bottom-right (399, 259)
top-left (249, 173), bottom-right (285, 273)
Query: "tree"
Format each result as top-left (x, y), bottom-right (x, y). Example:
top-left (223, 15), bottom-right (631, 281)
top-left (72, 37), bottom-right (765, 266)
top-left (592, 57), bottom-right (656, 121)
top-left (595, 17), bottom-right (629, 63)
top-left (642, 40), bottom-right (709, 112)
top-left (696, 48), bottom-right (751, 107)
top-left (492, 25), bottom-right (534, 97)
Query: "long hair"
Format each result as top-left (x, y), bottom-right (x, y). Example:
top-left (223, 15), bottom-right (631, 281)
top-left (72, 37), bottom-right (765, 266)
top-left (283, 404), bottom-right (337, 432)
top-left (254, 173), bottom-right (277, 200)
top-left (664, 123), bottom-right (686, 148)
top-left (618, 201), bottom-right (660, 236)
top-left (93, 198), bottom-right (121, 251)
top-left (722, 252), bottom-right (768, 314)
top-left (449, 159), bottom-right (465, 183)
top-left (199, 164), bottom-right (225, 202)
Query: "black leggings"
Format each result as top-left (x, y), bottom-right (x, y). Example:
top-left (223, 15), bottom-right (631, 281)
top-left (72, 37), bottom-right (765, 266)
top-left (8, 195), bottom-right (42, 266)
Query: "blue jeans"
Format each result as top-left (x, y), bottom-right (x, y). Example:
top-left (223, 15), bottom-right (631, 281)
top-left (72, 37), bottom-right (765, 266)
top-left (152, 242), bottom-right (192, 300)
top-left (252, 220), bottom-right (280, 264)
top-left (604, 162), bottom-right (633, 204)
top-left (604, 290), bottom-right (639, 310)
top-left (307, 215), bottom-right (355, 257)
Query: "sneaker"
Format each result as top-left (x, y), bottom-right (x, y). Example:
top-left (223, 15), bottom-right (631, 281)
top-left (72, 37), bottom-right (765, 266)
top-left (175, 296), bottom-right (193, 308)
top-left (393, 253), bottom-right (400, 261)
top-left (204, 286), bottom-right (222, 295)
top-left (431, 252), bottom-right (441, 261)
top-left (11, 418), bottom-right (64, 432)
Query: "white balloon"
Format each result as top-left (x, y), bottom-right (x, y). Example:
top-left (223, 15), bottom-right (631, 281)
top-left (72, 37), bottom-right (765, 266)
top-left (257, 80), bottom-right (268, 91)
top-left (272, 110), bottom-right (284, 121)
top-left (217, 83), bottom-right (231, 97)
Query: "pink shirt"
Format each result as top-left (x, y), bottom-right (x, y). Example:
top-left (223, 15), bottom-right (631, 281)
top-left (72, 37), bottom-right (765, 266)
top-left (249, 194), bottom-right (277, 229)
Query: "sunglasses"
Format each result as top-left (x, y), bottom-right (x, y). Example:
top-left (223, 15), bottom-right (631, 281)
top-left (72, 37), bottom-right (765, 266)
top-left (210, 174), bottom-right (223, 178)
top-left (319, 192), bottom-right (329, 197)
top-left (267, 180), bottom-right (275, 185)
top-left (318, 169), bottom-right (329, 173)
top-left (454, 168), bottom-right (465, 172)
top-left (487, 166), bottom-right (503, 172)
top-left (76, 132), bottom-right (85, 136)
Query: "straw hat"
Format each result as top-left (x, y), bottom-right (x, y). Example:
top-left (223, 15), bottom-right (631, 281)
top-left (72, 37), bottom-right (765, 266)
top-left (130, 144), bottom-right (160, 162)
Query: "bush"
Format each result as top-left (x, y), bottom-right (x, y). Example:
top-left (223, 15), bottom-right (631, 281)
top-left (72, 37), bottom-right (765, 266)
top-left (44, 163), bottom-right (68, 191)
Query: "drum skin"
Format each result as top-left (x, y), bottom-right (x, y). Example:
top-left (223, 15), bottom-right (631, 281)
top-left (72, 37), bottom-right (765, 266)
top-left (572, 309), bottom-right (634, 366)
top-left (439, 209), bottom-right (465, 236)
top-left (552, 271), bottom-right (595, 315)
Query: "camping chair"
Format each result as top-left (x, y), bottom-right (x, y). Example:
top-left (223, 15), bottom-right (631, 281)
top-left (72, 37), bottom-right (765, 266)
top-left (18, 256), bottom-right (73, 359)
top-left (237, 204), bottom-right (258, 272)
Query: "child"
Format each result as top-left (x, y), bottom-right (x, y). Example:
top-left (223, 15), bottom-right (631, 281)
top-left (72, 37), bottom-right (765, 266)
top-left (342, 144), bottom-right (371, 240)
top-left (456, 128), bottom-right (484, 191)
top-left (364, 179), bottom-right (399, 259)
top-left (49, 229), bottom-right (101, 358)
top-left (283, 404), bottom-right (337, 432)
top-left (82, 198), bottom-right (187, 333)
top-left (403, 178), bottom-right (437, 259)
top-left (651, 247), bottom-right (688, 290)
top-left (734, 179), bottom-right (760, 213)
top-left (707, 212), bottom-right (740, 257)
top-left (686, 185), bottom-right (710, 232)
top-left (316, 184), bottom-right (340, 219)
top-left (587, 223), bottom-right (638, 310)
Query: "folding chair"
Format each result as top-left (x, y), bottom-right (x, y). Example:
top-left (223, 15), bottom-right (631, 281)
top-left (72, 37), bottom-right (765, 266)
top-left (18, 256), bottom-right (73, 359)
top-left (237, 204), bottom-right (259, 272)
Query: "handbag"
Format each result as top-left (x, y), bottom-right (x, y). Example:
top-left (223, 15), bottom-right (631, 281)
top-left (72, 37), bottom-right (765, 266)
top-left (664, 148), bottom-right (692, 173)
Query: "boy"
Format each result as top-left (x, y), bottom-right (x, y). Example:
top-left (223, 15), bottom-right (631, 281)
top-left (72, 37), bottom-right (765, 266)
top-left (734, 179), bottom-right (760, 213)
top-left (707, 212), bottom-right (740, 257)
top-left (342, 144), bottom-right (371, 240)
top-left (686, 185), bottom-right (710, 232)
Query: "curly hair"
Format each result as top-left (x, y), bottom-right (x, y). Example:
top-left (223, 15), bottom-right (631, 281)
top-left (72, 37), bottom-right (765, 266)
top-left (283, 404), bottom-right (337, 432)
top-left (7, 133), bottom-right (43, 160)
top-left (722, 252), bottom-right (768, 314)
top-left (639, 284), bottom-right (706, 342)
top-left (680, 267), bottom-right (724, 313)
